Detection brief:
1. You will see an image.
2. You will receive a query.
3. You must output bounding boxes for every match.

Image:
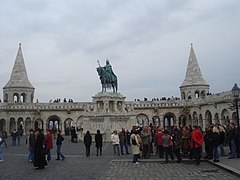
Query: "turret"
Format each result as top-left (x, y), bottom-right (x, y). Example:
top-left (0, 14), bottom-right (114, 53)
top-left (3, 43), bottom-right (35, 103)
top-left (180, 44), bottom-right (209, 100)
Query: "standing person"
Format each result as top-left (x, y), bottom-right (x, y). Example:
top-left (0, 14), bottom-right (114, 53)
top-left (84, 131), bottom-right (92, 157)
top-left (156, 128), bottom-right (164, 158)
top-left (218, 125), bottom-right (226, 156)
top-left (162, 129), bottom-right (172, 163)
top-left (119, 128), bottom-right (130, 155)
top-left (228, 122), bottom-right (237, 159)
top-left (204, 126), bottom-right (213, 159)
top-left (0, 137), bottom-right (4, 162)
top-left (45, 129), bottom-right (53, 161)
top-left (173, 128), bottom-right (182, 163)
top-left (130, 130), bottom-right (141, 164)
top-left (191, 125), bottom-right (204, 165)
top-left (111, 130), bottom-right (120, 156)
top-left (2, 130), bottom-right (8, 147)
top-left (212, 126), bottom-right (220, 162)
top-left (28, 129), bottom-right (35, 162)
top-left (95, 130), bottom-right (103, 156)
top-left (33, 128), bottom-right (47, 169)
top-left (11, 129), bottom-right (17, 145)
top-left (56, 130), bottom-right (65, 161)
top-left (140, 127), bottom-right (150, 159)
top-left (182, 126), bottom-right (191, 157)
top-left (17, 128), bottom-right (23, 145)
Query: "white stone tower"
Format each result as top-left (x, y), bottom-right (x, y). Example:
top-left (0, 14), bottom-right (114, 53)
top-left (3, 43), bottom-right (35, 103)
top-left (180, 44), bottom-right (209, 100)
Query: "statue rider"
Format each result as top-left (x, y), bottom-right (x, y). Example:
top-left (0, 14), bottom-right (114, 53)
top-left (103, 60), bottom-right (116, 82)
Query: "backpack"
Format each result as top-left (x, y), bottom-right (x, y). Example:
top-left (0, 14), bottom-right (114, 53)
top-left (131, 136), bottom-right (137, 145)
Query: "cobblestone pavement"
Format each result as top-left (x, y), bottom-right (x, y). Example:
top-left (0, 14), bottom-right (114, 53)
top-left (0, 137), bottom-right (239, 180)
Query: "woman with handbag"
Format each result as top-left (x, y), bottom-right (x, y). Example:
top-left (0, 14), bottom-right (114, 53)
top-left (130, 129), bottom-right (141, 164)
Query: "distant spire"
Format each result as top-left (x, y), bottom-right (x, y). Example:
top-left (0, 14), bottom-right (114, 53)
top-left (180, 44), bottom-right (208, 87)
top-left (4, 44), bottom-right (34, 88)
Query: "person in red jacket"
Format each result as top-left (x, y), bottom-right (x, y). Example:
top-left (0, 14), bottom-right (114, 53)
top-left (191, 125), bottom-right (203, 165)
top-left (45, 129), bottom-right (53, 161)
top-left (156, 128), bottom-right (163, 158)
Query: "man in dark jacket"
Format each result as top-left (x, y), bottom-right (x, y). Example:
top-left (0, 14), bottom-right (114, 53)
top-left (95, 130), bottom-right (103, 156)
top-left (84, 131), bottom-right (92, 157)
top-left (56, 130), bottom-right (65, 160)
top-left (28, 129), bottom-right (35, 162)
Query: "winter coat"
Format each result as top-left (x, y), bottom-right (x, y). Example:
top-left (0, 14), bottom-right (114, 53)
top-left (95, 133), bottom-right (103, 148)
top-left (84, 133), bottom-right (92, 146)
top-left (34, 132), bottom-right (47, 168)
top-left (131, 134), bottom-right (141, 155)
top-left (156, 131), bottom-right (163, 146)
top-left (204, 129), bottom-right (213, 146)
top-left (111, 134), bottom-right (120, 145)
top-left (162, 134), bottom-right (171, 147)
top-left (191, 129), bottom-right (203, 148)
top-left (212, 132), bottom-right (220, 147)
top-left (45, 133), bottom-right (53, 149)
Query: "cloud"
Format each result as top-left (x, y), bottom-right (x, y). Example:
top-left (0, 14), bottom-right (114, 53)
top-left (0, 0), bottom-right (240, 102)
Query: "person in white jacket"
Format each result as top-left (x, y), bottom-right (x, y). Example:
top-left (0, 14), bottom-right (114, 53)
top-left (111, 130), bottom-right (120, 156)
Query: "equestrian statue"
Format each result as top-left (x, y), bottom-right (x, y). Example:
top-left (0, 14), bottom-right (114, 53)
top-left (97, 59), bottom-right (118, 93)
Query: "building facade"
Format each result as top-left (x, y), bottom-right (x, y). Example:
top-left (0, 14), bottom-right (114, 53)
top-left (0, 44), bottom-right (237, 141)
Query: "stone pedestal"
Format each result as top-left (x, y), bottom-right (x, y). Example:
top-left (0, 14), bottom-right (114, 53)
top-left (92, 92), bottom-right (126, 114)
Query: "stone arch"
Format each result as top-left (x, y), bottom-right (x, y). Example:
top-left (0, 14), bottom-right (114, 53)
top-left (199, 114), bottom-right (203, 128)
top-left (231, 112), bottom-right (238, 126)
top-left (0, 119), bottom-right (6, 132)
top-left (25, 117), bottom-right (32, 132)
top-left (179, 115), bottom-right (187, 128)
top-left (47, 115), bottom-right (61, 130)
top-left (34, 119), bottom-right (44, 131)
top-left (10, 117), bottom-right (16, 132)
top-left (193, 112), bottom-right (198, 126)
top-left (187, 91), bottom-right (191, 100)
top-left (214, 113), bottom-right (219, 124)
top-left (4, 93), bottom-right (8, 102)
top-left (205, 110), bottom-right (212, 127)
top-left (201, 90), bottom-right (206, 98)
top-left (13, 93), bottom-right (20, 102)
top-left (195, 90), bottom-right (200, 99)
top-left (181, 92), bottom-right (186, 100)
top-left (76, 116), bottom-right (84, 131)
top-left (152, 116), bottom-right (160, 127)
top-left (163, 112), bottom-right (176, 130)
top-left (136, 113), bottom-right (149, 127)
top-left (221, 109), bottom-right (230, 125)
top-left (64, 118), bottom-right (74, 135)
top-left (17, 117), bottom-right (24, 131)
top-left (20, 93), bottom-right (27, 102)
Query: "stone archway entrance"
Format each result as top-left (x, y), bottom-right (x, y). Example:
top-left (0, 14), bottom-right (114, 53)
top-left (163, 113), bottom-right (176, 130)
top-left (35, 119), bottom-right (43, 131)
top-left (10, 117), bottom-right (16, 132)
top-left (48, 115), bottom-right (61, 131)
top-left (64, 118), bottom-right (73, 135)
top-left (0, 119), bottom-right (6, 132)
top-left (179, 115), bottom-right (187, 128)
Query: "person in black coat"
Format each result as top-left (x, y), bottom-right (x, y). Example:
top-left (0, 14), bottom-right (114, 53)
top-left (33, 129), bottom-right (47, 169)
top-left (95, 130), bottom-right (103, 156)
top-left (204, 126), bottom-right (213, 159)
top-left (84, 131), bottom-right (92, 157)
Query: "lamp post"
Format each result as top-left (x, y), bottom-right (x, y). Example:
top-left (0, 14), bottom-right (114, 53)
top-left (231, 83), bottom-right (240, 127)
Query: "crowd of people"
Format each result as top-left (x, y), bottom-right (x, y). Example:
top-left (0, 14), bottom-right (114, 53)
top-left (110, 122), bottom-right (240, 165)
top-left (0, 122), bottom-right (240, 168)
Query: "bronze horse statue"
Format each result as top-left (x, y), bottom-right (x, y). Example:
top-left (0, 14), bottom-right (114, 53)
top-left (97, 60), bottom-right (118, 93)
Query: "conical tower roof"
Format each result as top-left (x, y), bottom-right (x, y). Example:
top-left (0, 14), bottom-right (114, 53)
top-left (180, 44), bottom-right (208, 87)
top-left (4, 43), bottom-right (34, 89)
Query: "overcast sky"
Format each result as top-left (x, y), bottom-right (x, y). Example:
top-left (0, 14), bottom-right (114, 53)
top-left (0, 0), bottom-right (239, 102)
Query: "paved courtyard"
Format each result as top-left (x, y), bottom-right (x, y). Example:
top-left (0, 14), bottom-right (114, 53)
top-left (0, 136), bottom-right (239, 180)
